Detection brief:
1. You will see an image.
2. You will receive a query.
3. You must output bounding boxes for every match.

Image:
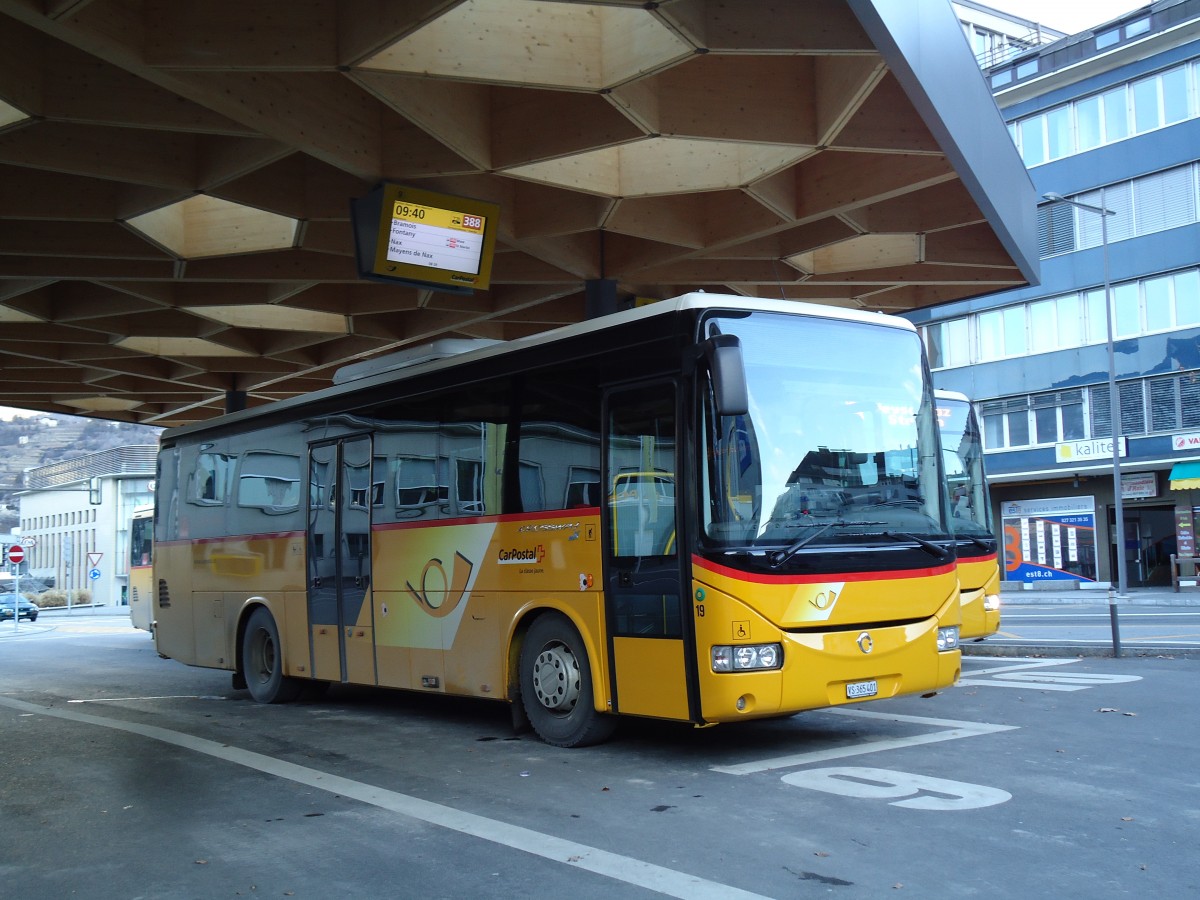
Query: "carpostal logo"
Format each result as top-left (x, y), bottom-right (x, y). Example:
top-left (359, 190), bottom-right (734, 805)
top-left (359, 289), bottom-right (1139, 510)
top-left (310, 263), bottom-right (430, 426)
top-left (498, 544), bottom-right (545, 565)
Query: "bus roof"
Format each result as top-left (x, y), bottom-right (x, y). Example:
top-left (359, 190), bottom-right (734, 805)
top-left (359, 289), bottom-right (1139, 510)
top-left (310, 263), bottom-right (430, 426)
top-left (162, 293), bottom-right (917, 443)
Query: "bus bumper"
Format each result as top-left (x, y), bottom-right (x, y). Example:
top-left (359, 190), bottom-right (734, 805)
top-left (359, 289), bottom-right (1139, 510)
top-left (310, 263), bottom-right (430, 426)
top-left (697, 597), bottom-right (962, 723)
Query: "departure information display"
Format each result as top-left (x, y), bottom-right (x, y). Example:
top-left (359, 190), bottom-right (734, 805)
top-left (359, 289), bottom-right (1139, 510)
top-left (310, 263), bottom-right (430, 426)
top-left (387, 202), bottom-right (486, 275)
top-left (352, 184), bottom-right (499, 292)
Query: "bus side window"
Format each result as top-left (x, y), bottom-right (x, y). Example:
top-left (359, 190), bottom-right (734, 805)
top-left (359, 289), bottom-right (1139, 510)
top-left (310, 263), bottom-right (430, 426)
top-left (188, 451), bottom-right (232, 505)
top-left (608, 391), bottom-right (677, 558)
top-left (516, 365), bottom-right (603, 514)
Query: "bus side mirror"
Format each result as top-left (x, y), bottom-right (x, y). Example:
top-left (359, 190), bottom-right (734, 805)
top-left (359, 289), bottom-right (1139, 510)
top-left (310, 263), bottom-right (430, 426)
top-left (704, 335), bottom-right (748, 417)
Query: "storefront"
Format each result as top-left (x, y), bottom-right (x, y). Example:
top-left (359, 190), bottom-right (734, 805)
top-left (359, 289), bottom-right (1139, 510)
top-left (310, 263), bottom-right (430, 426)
top-left (992, 465), bottom-right (1194, 589)
top-left (1169, 460), bottom-right (1200, 584)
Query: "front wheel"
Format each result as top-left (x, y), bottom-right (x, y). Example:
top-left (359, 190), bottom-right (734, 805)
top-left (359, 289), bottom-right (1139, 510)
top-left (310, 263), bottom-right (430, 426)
top-left (519, 612), bottom-right (616, 748)
top-left (241, 607), bottom-right (303, 703)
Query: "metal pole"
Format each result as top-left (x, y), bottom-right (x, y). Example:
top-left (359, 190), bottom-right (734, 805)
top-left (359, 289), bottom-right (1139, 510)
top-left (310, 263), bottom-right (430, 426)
top-left (10, 552), bottom-right (16, 633)
top-left (1099, 188), bottom-right (1124, 658)
top-left (1043, 191), bottom-right (1123, 658)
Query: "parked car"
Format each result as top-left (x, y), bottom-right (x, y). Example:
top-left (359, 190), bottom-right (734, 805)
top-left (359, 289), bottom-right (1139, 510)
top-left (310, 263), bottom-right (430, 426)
top-left (0, 596), bottom-right (39, 622)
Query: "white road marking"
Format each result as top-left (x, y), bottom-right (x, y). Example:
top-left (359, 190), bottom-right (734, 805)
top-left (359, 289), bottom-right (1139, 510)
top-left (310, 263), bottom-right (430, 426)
top-left (959, 659), bottom-right (1142, 690)
top-left (781, 767), bottom-right (1011, 810)
top-left (711, 708), bottom-right (1016, 776)
top-left (961, 658), bottom-right (1078, 676)
top-left (0, 695), bottom-right (770, 900)
top-left (67, 695), bottom-right (213, 703)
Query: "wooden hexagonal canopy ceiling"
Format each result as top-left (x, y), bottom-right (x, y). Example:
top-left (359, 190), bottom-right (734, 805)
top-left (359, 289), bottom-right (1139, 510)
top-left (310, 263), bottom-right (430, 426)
top-left (0, 0), bottom-right (1038, 428)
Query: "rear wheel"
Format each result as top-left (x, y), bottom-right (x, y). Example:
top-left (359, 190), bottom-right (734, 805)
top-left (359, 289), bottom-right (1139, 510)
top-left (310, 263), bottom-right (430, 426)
top-left (241, 607), bottom-right (303, 703)
top-left (519, 612), bottom-right (616, 748)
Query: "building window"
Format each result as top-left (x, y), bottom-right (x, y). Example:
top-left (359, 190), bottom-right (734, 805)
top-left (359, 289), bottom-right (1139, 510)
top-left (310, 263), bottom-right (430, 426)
top-left (982, 391), bottom-right (1085, 450)
top-left (1162, 65), bottom-right (1189, 124)
top-left (1010, 61), bottom-right (1199, 167)
top-left (924, 266), bottom-right (1200, 371)
top-left (1090, 382), bottom-right (1147, 439)
top-left (1039, 164), bottom-right (1200, 258)
top-left (1132, 73), bottom-right (1161, 133)
top-left (1112, 282), bottom-right (1141, 338)
top-left (1033, 391), bottom-right (1086, 444)
top-left (925, 317), bottom-right (970, 369)
top-left (1126, 17), bottom-right (1150, 38)
top-left (1096, 28), bottom-right (1120, 50)
top-left (1147, 372), bottom-right (1200, 432)
top-left (1075, 93), bottom-right (1102, 150)
top-left (1038, 202), bottom-right (1075, 255)
top-left (1018, 116), bottom-right (1046, 166)
top-left (977, 305), bottom-right (1028, 361)
top-left (982, 397), bottom-right (1031, 449)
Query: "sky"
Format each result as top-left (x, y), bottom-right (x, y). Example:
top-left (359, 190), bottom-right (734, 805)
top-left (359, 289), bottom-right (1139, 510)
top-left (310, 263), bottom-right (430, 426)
top-left (981, 0), bottom-right (1152, 35)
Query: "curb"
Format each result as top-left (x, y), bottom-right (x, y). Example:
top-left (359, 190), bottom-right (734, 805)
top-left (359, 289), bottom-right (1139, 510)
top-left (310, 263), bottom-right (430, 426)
top-left (963, 643), bottom-right (1199, 659)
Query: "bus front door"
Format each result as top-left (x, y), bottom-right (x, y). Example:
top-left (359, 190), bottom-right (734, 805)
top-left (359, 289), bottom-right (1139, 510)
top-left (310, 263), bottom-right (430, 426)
top-left (603, 385), bottom-right (694, 722)
top-left (307, 436), bottom-right (377, 686)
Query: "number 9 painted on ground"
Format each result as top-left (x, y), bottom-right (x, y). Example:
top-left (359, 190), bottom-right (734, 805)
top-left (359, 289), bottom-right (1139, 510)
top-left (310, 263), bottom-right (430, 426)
top-left (781, 767), bottom-right (1011, 810)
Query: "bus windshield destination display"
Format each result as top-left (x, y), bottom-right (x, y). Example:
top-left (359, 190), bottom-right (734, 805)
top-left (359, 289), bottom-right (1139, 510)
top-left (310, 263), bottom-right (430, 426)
top-left (352, 183), bottom-right (499, 293)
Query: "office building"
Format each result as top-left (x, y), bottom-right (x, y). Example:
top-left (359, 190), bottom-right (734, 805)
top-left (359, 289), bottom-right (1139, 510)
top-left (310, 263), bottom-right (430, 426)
top-left (909, 0), bottom-right (1200, 588)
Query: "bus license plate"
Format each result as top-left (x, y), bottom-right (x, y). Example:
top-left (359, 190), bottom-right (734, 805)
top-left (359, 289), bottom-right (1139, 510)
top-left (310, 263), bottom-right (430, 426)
top-left (846, 679), bottom-right (878, 699)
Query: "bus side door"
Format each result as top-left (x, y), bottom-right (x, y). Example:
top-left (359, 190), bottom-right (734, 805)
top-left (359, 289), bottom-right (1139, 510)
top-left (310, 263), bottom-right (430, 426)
top-left (307, 436), bottom-right (377, 685)
top-left (603, 384), bottom-right (694, 721)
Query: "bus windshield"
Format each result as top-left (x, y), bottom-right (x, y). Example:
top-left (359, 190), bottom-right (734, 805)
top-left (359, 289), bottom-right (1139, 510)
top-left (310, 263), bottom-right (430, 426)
top-left (702, 312), bottom-right (948, 552)
top-left (937, 396), bottom-right (994, 540)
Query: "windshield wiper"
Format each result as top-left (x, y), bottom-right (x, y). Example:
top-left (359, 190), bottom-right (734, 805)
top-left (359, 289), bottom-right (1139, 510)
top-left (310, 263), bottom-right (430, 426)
top-left (768, 520), bottom-right (884, 568)
top-left (881, 531), bottom-right (954, 562)
top-left (957, 534), bottom-right (994, 553)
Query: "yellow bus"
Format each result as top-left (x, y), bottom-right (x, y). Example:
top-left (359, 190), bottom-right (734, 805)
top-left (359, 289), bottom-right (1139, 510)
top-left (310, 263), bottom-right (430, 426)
top-left (152, 294), bottom-right (962, 746)
top-left (128, 504), bottom-right (154, 634)
top-left (936, 390), bottom-right (1000, 641)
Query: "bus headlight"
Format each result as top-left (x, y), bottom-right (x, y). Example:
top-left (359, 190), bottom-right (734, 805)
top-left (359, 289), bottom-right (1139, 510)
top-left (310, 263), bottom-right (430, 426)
top-left (712, 643), bottom-right (782, 672)
top-left (983, 593), bottom-right (1001, 611)
top-left (937, 626), bottom-right (960, 652)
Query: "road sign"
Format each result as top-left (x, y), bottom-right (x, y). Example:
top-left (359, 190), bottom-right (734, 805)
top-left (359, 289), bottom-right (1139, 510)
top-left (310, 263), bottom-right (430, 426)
top-left (89, 568), bottom-right (101, 581)
top-left (6, 545), bottom-right (25, 565)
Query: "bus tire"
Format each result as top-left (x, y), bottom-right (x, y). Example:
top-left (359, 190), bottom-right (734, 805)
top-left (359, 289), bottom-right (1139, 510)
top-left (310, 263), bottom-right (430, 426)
top-left (519, 612), bottom-right (616, 748)
top-left (242, 607), bottom-right (303, 704)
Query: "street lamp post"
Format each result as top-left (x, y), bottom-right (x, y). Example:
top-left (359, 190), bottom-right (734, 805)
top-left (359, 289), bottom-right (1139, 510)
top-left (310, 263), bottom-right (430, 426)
top-left (1043, 190), bottom-right (1123, 658)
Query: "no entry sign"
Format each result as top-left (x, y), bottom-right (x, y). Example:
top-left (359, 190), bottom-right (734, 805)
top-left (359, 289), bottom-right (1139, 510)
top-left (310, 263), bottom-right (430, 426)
top-left (6, 544), bottom-right (25, 565)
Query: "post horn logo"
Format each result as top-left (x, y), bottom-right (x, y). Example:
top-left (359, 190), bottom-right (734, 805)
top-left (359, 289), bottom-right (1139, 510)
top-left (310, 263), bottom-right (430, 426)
top-left (406, 551), bottom-right (474, 619)
top-left (856, 632), bottom-right (874, 654)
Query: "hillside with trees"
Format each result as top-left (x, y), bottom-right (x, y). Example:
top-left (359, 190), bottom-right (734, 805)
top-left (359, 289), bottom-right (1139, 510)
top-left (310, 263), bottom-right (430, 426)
top-left (0, 414), bottom-right (161, 532)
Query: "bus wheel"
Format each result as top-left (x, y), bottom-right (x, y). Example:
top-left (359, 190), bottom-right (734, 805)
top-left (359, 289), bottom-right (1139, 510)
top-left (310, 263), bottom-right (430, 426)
top-left (242, 607), bottom-right (303, 704)
top-left (519, 613), bottom-right (616, 748)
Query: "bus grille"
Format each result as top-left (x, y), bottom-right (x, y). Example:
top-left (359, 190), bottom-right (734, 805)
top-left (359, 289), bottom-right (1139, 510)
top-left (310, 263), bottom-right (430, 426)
top-left (157, 578), bottom-right (171, 608)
